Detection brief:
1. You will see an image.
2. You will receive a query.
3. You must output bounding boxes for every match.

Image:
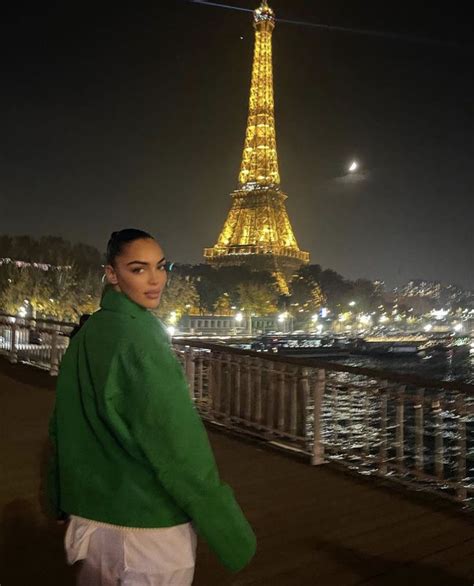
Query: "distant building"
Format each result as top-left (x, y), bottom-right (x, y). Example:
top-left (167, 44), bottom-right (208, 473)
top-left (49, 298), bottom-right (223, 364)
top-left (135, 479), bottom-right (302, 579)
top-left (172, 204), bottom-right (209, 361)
top-left (397, 280), bottom-right (442, 300)
top-left (372, 280), bottom-right (386, 295)
top-left (179, 315), bottom-right (278, 335)
top-left (394, 279), bottom-right (474, 314)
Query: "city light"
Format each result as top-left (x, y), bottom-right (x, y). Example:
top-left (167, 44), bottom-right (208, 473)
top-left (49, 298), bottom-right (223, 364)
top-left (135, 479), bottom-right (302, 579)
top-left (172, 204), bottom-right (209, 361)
top-left (349, 301), bottom-right (356, 307)
top-left (454, 323), bottom-right (463, 333)
top-left (431, 309), bottom-right (449, 320)
top-left (278, 312), bottom-right (288, 323)
top-left (338, 312), bottom-right (351, 323)
top-left (167, 326), bottom-right (176, 337)
top-left (424, 324), bottom-right (433, 332)
top-left (235, 312), bottom-right (244, 323)
top-left (169, 311), bottom-right (178, 325)
top-left (348, 161), bottom-right (359, 173)
top-left (311, 314), bottom-right (319, 322)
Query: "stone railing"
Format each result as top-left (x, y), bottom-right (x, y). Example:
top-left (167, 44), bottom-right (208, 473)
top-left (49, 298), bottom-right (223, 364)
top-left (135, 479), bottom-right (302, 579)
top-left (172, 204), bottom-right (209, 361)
top-left (1, 312), bottom-right (472, 504)
top-left (174, 340), bottom-right (474, 504)
top-left (0, 313), bottom-right (73, 375)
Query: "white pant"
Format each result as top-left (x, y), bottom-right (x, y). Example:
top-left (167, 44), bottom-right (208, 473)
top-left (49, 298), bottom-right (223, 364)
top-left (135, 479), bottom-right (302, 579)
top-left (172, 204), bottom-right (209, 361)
top-left (65, 516), bottom-right (197, 585)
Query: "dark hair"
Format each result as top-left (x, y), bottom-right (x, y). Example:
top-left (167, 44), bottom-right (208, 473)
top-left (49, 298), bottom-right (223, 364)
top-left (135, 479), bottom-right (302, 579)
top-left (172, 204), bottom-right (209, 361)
top-left (106, 228), bottom-right (153, 266)
top-left (70, 313), bottom-right (91, 339)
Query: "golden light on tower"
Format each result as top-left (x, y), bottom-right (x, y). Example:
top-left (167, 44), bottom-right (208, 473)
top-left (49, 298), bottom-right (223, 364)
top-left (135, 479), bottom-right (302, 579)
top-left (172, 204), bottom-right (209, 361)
top-left (204, 0), bottom-right (310, 289)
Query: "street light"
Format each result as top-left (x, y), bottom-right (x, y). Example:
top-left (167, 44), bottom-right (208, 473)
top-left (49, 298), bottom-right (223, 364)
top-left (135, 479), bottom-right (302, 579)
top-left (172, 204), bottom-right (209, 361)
top-left (169, 311), bottom-right (178, 325)
top-left (349, 301), bottom-right (356, 307)
top-left (278, 312), bottom-right (288, 333)
top-left (348, 161), bottom-right (359, 173)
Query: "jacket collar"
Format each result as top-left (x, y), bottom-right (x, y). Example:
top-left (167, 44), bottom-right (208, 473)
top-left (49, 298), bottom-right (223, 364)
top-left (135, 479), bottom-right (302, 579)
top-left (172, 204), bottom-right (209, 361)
top-left (100, 286), bottom-right (148, 318)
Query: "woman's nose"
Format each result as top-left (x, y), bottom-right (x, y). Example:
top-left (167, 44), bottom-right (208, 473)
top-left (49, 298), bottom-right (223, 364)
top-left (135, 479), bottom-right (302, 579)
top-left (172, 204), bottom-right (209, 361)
top-left (149, 269), bottom-right (165, 285)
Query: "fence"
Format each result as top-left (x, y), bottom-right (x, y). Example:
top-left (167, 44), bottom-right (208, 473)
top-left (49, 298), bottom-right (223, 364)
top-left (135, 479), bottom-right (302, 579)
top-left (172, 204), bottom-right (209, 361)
top-left (1, 313), bottom-right (472, 504)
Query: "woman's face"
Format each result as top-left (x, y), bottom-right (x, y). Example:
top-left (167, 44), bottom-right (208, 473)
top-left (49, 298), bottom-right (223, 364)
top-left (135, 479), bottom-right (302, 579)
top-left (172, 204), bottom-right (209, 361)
top-left (105, 238), bottom-right (168, 310)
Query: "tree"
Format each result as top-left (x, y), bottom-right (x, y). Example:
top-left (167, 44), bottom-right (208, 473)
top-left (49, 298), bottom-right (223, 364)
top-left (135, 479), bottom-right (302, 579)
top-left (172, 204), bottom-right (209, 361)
top-left (237, 282), bottom-right (279, 316)
top-left (348, 279), bottom-right (382, 313)
top-left (0, 265), bottom-right (102, 321)
top-left (214, 293), bottom-right (233, 315)
top-left (155, 274), bottom-right (200, 320)
top-left (0, 267), bottom-right (49, 316)
top-left (290, 266), bottom-right (327, 314)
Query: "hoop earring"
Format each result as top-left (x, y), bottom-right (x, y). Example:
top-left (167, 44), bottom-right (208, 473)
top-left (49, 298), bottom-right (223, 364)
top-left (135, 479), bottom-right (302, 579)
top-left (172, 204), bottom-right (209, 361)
top-left (101, 274), bottom-right (107, 284)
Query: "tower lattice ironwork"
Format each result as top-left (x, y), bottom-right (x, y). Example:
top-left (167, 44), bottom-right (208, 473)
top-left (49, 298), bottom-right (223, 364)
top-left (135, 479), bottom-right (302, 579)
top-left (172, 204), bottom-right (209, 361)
top-left (204, 0), bottom-right (310, 289)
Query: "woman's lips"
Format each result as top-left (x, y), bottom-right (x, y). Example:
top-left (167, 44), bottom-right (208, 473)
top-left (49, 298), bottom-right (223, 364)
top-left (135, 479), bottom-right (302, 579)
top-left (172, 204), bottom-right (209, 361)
top-left (144, 290), bottom-right (161, 299)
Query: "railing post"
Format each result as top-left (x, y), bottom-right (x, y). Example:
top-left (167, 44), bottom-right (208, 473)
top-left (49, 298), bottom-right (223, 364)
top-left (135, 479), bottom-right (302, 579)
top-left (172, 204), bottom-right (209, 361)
top-left (184, 347), bottom-right (195, 398)
top-left (289, 366), bottom-right (298, 437)
top-left (206, 355), bottom-right (215, 413)
top-left (10, 323), bottom-right (18, 364)
top-left (234, 356), bottom-right (242, 420)
top-left (244, 356), bottom-right (252, 422)
top-left (414, 388), bottom-right (425, 478)
top-left (266, 362), bottom-right (275, 430)
top-left (300, 367), bottom-right (310, 439)
top-left (433, 392), bottom-right (444, 481)
top-left (456, 395), bottom-right (467, 501)
top-left (311, 368), bottom-right (326, 466)
top-left (214, 353), bottom-right (223, 414)
top-left (196, 353), bottom-right (204, 401)
top-left (49, 327), bottom-right (59, 376)
top-left (378, 385), bottom-right (388, 476)
top-left (363, 390), bottom-right (370, 459)
top-left (254, 357), bottom-right (263, 426)
top-left (331, 383), bottom-right (338, 450)
top-left (277, 364), bottom-right (286, 432)
top-left (224, 355), bottom-right (232, 421)
top-left (396, 386), bottom-right (405, 474)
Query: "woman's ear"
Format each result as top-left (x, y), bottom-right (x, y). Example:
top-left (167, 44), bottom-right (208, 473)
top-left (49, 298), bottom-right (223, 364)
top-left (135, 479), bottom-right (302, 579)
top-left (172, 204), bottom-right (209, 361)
top-left (105, 265), bottom-right (119, 286)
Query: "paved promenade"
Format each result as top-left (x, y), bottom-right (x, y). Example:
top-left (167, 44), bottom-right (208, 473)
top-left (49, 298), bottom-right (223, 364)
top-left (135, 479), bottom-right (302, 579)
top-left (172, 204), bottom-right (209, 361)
top-left (1, 357), bottom-right (473, 585)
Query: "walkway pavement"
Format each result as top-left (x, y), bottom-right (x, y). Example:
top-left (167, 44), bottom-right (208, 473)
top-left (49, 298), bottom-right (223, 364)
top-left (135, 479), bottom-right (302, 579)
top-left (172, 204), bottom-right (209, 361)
top-left (1, 358), bottom-right (473, 585)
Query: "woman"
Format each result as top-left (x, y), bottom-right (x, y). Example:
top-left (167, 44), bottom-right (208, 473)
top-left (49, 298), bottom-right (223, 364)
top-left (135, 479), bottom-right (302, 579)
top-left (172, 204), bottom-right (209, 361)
top-left (47, 229), bottom-right (256, 585)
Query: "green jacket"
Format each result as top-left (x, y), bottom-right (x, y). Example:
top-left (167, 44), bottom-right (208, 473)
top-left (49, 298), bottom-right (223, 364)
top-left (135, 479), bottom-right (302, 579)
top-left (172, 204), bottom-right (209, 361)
top-left (48, 288), bottom-right (256, 572)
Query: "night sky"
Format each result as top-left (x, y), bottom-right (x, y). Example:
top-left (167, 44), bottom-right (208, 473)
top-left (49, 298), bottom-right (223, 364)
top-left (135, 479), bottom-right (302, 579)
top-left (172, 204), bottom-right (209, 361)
top-left (1, 1), bottom-right (472, 288)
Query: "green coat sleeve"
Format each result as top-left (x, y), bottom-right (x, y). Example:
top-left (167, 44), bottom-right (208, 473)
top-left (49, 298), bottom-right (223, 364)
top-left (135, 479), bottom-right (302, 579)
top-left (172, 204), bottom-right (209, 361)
top-left (104, 337), bottom-right (256, 572)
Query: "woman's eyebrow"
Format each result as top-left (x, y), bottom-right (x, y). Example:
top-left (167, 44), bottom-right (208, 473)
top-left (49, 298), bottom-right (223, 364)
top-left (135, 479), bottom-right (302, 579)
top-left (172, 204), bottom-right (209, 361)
top-left (126, 257), bottom-right (166, 266)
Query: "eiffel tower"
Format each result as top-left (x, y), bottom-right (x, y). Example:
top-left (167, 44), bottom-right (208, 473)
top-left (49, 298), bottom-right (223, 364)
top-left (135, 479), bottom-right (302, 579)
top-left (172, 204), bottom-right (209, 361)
top-left (203, 0), bottom-right (310, 291)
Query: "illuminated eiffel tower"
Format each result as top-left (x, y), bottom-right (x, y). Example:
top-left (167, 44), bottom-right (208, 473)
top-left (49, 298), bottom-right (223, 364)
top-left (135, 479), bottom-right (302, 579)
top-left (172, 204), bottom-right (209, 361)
top-left (203, 0), bottom-right (310, 291)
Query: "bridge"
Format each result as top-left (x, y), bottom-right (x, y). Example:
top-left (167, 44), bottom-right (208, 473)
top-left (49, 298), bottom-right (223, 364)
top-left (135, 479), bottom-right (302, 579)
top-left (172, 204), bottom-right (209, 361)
top-left (1, 314), bottom-right (474, 584)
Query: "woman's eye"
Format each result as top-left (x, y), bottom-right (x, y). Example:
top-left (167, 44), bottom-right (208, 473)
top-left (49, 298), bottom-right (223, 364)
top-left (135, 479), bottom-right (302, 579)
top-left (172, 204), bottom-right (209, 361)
top-left (158, 265), bottom-right (166, 271)
top-left (132, 268), bottom-right (144, 274)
